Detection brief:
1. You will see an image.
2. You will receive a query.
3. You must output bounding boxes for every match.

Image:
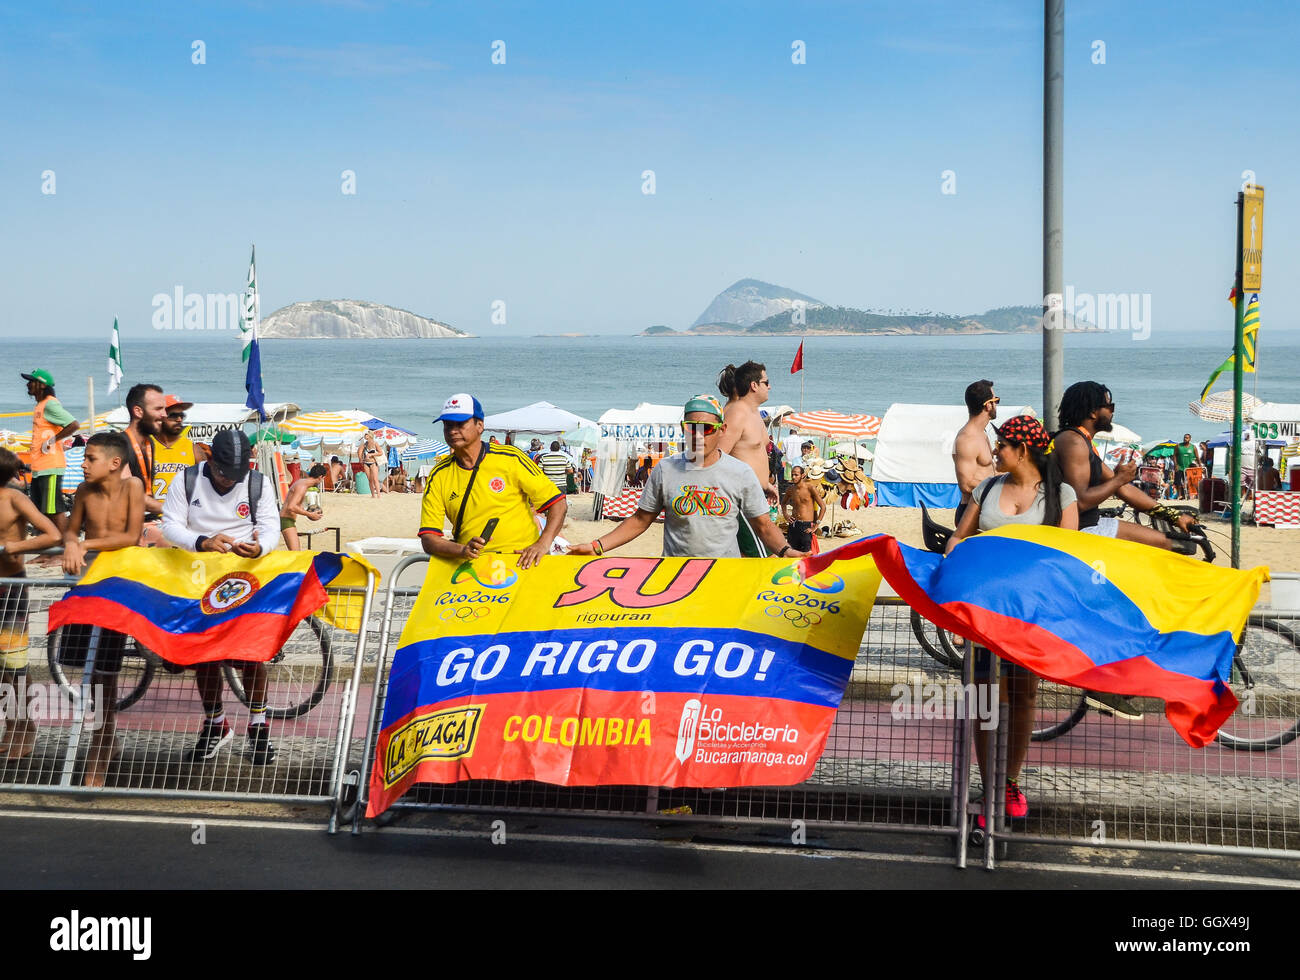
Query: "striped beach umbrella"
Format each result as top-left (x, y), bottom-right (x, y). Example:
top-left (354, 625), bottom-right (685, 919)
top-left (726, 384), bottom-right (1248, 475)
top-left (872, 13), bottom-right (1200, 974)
top-left (782, 410), bottom-right (881, 439)
top-left (401, 439), bottom-right (450, 462)
top-left (1188, 390), bottom-right (1263, 424)
top-left (280, 411), bottom-right (367, 445)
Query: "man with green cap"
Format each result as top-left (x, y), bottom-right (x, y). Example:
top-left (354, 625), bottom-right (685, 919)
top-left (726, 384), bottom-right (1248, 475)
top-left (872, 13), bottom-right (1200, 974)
top-left (570, 395), bottom-right (804, 559)
top-left (21, 369), bottom-right (79, 533)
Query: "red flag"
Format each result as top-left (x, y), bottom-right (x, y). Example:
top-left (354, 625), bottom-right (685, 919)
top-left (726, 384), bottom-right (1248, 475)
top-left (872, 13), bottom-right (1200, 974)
top-left (790, 341), bottom-right (804, 374)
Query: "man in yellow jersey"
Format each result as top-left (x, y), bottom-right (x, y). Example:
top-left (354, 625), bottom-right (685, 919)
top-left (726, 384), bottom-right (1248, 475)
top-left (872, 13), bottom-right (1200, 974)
top-left (151, 395), bottom-right (210, 502)
top-left (419, 393), bottom-right (567, 569)
top-left (21, 369), bottom-right (80, 533)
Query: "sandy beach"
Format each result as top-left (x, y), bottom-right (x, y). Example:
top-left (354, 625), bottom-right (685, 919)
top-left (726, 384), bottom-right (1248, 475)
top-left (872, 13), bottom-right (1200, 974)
top-left (318, 488), bottom-right (1299, 598)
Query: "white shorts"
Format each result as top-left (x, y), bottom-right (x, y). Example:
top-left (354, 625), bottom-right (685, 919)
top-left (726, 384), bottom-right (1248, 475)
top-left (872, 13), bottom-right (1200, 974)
top-left (1081, 517), bottom-right (1120, 538)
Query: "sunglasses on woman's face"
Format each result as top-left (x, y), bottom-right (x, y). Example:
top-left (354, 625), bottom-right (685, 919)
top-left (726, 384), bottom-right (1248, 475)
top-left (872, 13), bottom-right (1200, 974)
top-left (682, 421), bottom-right (722, 435)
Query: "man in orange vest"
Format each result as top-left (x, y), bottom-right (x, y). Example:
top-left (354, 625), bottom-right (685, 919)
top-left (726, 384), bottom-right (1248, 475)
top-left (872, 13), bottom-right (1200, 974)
top-left (21, 369), bottom-right (79, 533)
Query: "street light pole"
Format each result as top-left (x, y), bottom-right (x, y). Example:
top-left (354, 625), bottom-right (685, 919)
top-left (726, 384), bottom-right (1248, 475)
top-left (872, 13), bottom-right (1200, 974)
top-left (1043, 0), bottom-right (1065, 429)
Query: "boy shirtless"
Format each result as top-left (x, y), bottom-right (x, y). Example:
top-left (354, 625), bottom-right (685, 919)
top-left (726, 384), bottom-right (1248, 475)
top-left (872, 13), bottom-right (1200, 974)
top-left (0, 448), bottom-right (62, 759)
top-left (280, 464), bottom-right (327, 550)
top-left (781, 465), bottom-right (825, 553)
top-left (60, 432), bottom-right (145, 786)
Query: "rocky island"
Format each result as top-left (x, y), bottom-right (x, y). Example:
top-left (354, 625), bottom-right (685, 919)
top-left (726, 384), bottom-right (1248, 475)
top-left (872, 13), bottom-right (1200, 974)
top-left (259, 300), bottom-right (470, 340)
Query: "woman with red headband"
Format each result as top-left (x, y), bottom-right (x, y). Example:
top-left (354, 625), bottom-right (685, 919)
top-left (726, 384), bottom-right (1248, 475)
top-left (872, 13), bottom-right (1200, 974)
top-left (945, 415), bottom-right (1078, 826)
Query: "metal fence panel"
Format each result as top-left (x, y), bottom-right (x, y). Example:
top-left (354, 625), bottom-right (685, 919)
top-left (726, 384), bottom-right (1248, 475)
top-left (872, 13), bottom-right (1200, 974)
top-left (353, 557), bottom-right (970, 840)
top-left (0, 573), bottom-right (374, 831)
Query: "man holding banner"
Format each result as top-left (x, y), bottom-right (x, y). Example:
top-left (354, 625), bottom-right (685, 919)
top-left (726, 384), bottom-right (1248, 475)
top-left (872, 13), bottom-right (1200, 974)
top-left (570, 395), bottom-right (804, 560)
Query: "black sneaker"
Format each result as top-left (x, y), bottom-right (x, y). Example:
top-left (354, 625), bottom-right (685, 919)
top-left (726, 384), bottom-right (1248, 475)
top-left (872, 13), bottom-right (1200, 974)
top-left (185, 719), bottom-right (232, 762)
top-left (1085, 691), bottom-right (1144, 720)
top-left (246, 725), bottom-right (277, 766)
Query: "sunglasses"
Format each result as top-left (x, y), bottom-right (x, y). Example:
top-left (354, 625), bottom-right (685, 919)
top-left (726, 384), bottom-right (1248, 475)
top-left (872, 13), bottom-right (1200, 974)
top-left (986, 396), bottom-right (1001, 405)
top-left (1103, 402), bottom-right (1117, 411)
top-left (682, 421), bottom-right (722, 435)
top-left (167, 413), bottom-right (185, 420)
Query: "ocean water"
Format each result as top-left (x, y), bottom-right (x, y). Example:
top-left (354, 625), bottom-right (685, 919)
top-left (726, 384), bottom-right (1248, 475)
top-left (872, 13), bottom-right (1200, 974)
top-left (1, 332), bottom-right (1295, 445)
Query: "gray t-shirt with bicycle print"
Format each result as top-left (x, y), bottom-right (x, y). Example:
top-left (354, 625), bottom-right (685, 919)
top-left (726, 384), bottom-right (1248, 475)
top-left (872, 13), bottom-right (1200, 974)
top-left (637, 452), bottom-right (768, 557)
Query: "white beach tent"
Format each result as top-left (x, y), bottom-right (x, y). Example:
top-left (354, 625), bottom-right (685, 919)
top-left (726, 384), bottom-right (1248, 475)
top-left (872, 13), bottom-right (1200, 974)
top-left (870, 403), bottom-right (1033, 508)
top-left (1249, 402), bottom-right (1300, 439)
top-left (592, 403), bottom-right (682, 516)
top-left (483, 401), bottom-right (596, 439)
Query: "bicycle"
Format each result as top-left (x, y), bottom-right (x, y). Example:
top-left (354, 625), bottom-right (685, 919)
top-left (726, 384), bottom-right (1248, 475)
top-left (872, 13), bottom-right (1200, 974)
top-left (47, 615), bottom-right (335, 720)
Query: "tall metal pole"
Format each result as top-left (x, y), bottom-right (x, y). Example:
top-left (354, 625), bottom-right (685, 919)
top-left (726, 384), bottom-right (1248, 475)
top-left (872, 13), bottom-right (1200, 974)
top-left (1231, 192), bottom-right (1245, 569)
top-left (1042, 0), bottom-right (1065, 429)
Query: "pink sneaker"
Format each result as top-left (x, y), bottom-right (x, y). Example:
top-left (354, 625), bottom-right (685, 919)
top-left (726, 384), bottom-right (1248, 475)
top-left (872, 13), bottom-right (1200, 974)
top-left (974, 779), bottom-right (1029, 828)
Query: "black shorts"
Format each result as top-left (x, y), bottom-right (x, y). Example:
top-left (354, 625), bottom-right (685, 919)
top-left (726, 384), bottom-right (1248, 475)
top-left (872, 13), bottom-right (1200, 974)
top-left (786, 520), bottom-right (814, 552)
top-left (971, 645), bottom-right (1030, 681)
top-left (30, 473), bottom-right (67, 517)
top-left (1174, 469), bottom-right (1187, 488)
top-left (56, 623), bottom-right (128, 676)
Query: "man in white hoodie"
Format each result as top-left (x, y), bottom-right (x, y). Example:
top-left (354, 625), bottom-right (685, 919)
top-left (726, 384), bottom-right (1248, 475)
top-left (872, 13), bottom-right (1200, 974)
top-left (162, 429), bottom-right (280, 765)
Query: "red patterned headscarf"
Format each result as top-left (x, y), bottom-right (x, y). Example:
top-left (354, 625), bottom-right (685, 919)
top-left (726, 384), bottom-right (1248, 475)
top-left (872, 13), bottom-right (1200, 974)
top-left (995, 415), bottom-right (1050, 451)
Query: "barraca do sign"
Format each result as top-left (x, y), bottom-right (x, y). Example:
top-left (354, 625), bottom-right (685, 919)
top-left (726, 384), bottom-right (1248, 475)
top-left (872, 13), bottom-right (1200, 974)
top-left (366, 552), bottom-right (884, 816)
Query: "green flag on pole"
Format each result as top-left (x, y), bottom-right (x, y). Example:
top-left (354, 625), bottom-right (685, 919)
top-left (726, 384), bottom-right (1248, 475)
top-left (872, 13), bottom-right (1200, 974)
top-left (239, 245), bottom-right (259, 363)
top-left (107, 317), bottom-right (123, 395)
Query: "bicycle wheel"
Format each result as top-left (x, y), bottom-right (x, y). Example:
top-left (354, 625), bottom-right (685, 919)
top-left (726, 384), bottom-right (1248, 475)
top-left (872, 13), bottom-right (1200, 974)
top-left (1031, 682), bottom-right (1089, 742)
top-left (223, 615), bottom-right (334, 720)
top-left (1214, 617), bottom-right (1300, 751)
top-left (909, 610), bottom-right (964, 671)
top-left (47, 632), bottom-right (156, 713)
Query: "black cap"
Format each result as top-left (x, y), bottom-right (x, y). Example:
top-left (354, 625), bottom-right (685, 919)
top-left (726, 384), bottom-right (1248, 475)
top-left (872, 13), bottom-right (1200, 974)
top-left (210, 429), bottom-right (253, 482)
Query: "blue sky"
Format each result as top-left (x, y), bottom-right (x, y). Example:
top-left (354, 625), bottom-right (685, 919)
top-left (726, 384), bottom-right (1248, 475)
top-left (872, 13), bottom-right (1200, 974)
top-left (1, 0), bottom-right (1296, 339)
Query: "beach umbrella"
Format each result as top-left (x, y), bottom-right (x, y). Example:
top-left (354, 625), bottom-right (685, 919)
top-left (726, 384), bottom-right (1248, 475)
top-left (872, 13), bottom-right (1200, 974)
top-left (1142, 440), bottom-right (1178, 460)
top-left (565, 425), bottom-right (601, 450)
top-left (332, 410), bottom-right (418, 448)
top-left (1188, 390), bottom-right (1263, 423)
top-left (1093, 421), bottom-right (1142, 447)
top-left (401, 439), bottom-right (450, 462)
top-left (783, 410), bottom-right (881, 439)
top-left (250, 427), bottom-right (296, 445)
top-left (0, 429), bottom-right (26, 450)
top-left (832, 441), bottom-right (875, 461)
top-left (280, 411), bottom-right (367, 446)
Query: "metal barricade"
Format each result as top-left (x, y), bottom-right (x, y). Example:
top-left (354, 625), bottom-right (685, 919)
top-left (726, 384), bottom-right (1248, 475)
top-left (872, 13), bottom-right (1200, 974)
top-left (353, 555), bottom-right (972, 848)
top-left (975, 572), bottom-right (1300, 867)
top-left (0, 571), bottom-right (375, 833)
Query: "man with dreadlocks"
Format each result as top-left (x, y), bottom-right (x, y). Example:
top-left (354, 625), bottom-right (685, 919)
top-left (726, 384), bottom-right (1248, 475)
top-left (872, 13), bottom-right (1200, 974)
top-left (1054, 381), bottom-right (1196, 550)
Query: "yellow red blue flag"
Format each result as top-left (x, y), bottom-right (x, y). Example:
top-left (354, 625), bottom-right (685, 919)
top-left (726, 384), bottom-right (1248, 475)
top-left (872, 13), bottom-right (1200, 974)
top-left (48, 548), bottom-right (375, 666)
top-left (807, 529), bottom-right (1268, 747)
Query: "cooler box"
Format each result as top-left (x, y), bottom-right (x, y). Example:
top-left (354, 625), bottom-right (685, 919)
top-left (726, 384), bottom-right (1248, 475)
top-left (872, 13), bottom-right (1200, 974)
top-left (1199, 477), bottom-right (1227, 513)
top-left (1291, 469), bottom-right (1300, 491)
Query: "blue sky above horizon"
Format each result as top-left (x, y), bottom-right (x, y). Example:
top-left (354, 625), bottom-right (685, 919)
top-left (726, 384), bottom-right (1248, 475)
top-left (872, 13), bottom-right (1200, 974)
top-left (2, 0), bottom-right (1297, 340)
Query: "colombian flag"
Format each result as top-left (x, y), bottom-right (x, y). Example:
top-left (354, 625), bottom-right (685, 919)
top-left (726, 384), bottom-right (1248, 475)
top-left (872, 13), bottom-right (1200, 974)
top-left (48, 548), bottom-right (374, 666)
top-left (805, 528), bottom-right (1269, 747)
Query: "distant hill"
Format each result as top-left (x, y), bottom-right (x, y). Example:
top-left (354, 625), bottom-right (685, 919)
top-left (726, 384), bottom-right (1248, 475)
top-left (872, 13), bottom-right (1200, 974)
top-left (743, 304), bottom-right (1044, 336)
top-left (260, 300), bottom-right (470, 340)
top-left (641, 324), bottom-right (678, 336)
top-left (690, 278), bottom-right (824, 329)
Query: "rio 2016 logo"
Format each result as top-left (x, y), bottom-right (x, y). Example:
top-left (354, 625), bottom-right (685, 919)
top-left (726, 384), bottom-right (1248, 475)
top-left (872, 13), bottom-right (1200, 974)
top-left (451, 560), bottom-right (517, 589)
top-left (770, 565), bottom-right (843, 594)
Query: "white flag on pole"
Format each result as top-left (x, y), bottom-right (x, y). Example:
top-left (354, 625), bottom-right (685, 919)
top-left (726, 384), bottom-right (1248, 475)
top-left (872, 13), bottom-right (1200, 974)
top-left (240, 245), bottom-right (259, 363)
top-left (107, 317), bottom-right (123, 395)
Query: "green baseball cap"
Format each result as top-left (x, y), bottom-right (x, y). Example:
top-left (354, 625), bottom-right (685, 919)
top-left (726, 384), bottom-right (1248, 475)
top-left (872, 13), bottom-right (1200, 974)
top-left (21, 369), bottom-right (55, 387)
top-left (682, 394), bottom-right (724, 421)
